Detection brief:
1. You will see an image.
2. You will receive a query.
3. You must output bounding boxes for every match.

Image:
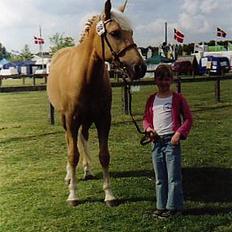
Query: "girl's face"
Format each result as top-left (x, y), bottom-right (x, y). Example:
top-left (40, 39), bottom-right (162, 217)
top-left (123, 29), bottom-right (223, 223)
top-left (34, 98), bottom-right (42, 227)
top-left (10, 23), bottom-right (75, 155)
top-left (155, 76), bottom-right (173, 92)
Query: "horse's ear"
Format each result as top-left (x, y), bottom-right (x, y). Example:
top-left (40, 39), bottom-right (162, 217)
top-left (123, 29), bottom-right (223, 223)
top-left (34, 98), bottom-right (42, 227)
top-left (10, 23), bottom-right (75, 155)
top-left (104, 0), bottom-right (111, 20)
top-left (118, 0), bottom-right (128, 13)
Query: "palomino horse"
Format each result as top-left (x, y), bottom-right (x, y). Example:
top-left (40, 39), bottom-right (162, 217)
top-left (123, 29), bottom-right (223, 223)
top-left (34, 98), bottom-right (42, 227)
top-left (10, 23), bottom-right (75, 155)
top-left (47, 0), bottom-right (146, 206)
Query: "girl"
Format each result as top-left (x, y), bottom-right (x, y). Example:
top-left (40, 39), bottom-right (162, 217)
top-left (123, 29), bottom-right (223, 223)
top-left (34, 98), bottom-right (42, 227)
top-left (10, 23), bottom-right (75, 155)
top-left (143, 64), bottom-right (192, 219)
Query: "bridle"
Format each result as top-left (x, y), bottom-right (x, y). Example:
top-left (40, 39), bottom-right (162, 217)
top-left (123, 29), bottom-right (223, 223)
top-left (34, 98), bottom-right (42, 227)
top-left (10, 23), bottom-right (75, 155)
top-left (97, 18), bottom-right (155, 145)
top-left (98, 19), bottom-right (137, 67)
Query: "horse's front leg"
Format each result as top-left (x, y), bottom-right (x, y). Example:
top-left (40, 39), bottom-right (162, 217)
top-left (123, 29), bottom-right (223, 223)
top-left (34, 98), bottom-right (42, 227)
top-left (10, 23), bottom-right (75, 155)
top-left (65, 115), bottom-right (80, 206)
top-left (95, 116), bottom-right (118, 207)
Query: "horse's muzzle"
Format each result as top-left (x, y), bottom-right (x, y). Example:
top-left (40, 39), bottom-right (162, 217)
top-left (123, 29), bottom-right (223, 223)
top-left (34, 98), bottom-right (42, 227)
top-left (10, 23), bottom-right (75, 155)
top-left (133, 63), bottom-right (147, 79)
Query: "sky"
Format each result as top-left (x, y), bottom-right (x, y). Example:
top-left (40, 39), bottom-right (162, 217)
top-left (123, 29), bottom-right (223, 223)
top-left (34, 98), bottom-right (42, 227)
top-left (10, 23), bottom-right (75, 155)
top-left (0, 0), bottom-right (232, 54)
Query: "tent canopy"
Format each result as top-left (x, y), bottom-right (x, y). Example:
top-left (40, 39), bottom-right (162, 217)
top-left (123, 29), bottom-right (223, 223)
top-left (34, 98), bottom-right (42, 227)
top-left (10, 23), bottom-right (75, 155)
top-left (3, 60), bottom-right (36, 69)
top-left (145, 55), bottom-right (173, 64)
top-left (0, 58), bottom-right (10, 68)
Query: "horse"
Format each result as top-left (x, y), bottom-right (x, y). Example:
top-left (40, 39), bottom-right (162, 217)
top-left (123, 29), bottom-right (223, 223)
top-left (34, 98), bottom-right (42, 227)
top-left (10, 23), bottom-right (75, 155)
top-left (47, 0), bottom-right (146, 207)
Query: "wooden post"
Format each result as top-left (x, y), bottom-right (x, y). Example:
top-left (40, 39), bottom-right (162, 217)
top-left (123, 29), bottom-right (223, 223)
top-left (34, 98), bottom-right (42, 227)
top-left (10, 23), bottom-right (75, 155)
top-left (215, 75), bottom-right (221, 102)
top-left (32, 76), bottom-right (36, 86)
top-left (122, 84), bottom-right (130, 115)
top-left (176, 75), bottom-right (181, 93)
top-left (49, 103), bottom-right (55, 125)
top-left (0, 77), bottom-right (2, 87)
top-left (22, 76), bottom-right (25, 85)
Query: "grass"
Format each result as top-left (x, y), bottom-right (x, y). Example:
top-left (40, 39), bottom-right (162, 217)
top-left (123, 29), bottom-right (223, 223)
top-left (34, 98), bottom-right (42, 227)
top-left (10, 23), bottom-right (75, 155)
top-left (0, 77), bottom-right (46, 87)
top-left (0, 80), bottom-right (232, 232)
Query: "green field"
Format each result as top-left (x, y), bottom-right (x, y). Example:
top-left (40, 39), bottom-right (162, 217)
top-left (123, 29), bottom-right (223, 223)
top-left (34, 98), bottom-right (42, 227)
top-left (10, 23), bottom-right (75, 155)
top-left (0, 80), bottom-right (232, 232)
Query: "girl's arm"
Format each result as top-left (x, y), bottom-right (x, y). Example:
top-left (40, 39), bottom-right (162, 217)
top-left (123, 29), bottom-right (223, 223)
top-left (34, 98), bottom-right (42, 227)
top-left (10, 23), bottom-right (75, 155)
top-left (177, 96), bottom-right (193, 139)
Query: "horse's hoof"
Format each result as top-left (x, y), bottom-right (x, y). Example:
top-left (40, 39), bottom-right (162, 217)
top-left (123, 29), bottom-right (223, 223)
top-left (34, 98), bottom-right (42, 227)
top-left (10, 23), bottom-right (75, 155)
top-left (67, 199), bottom-right (79, 207)
top-left (105, 199), bottom-right (119, 207)
top-left (83, 174), bottom-right (95, 181)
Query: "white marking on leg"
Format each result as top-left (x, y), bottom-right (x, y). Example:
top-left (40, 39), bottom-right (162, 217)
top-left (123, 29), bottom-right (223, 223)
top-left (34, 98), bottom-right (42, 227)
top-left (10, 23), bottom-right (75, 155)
top-left (64, 162), bottom-right (71, 184)
top-left (103, 168), bottom-right (116, 202)
top-left (67, 165), bottom-right (78, 202)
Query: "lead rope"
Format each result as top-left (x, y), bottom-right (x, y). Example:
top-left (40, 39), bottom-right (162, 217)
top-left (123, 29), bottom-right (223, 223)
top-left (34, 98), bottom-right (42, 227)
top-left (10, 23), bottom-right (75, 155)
top-left (100, 21), bottom-right (155, 145)
top-left (121, 74), bottom-right (157, 145)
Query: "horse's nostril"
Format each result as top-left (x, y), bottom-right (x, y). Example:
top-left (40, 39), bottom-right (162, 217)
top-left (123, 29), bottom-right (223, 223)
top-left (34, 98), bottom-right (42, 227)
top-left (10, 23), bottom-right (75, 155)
top-left (134, 64), bottom-right (140, 73)
top-left (133, 63), bottom-right (147, 78)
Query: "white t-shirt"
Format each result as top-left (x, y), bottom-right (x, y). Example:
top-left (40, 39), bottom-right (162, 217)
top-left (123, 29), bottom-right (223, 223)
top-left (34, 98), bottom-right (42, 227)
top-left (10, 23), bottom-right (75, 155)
top-left (152, 95), bottom-right (174, 135)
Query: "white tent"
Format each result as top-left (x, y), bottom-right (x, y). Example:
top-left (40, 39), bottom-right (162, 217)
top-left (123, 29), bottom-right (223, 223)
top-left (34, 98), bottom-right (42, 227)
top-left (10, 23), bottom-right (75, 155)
top-left (0, 58), bottom-right (10, 68)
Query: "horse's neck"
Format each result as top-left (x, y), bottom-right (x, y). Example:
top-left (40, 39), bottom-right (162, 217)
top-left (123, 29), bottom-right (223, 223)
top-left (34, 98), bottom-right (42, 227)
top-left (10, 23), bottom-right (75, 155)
top-left (80, 33), bottom-right (106, 83)
top-left (78, 44), bottom-right (104, 85)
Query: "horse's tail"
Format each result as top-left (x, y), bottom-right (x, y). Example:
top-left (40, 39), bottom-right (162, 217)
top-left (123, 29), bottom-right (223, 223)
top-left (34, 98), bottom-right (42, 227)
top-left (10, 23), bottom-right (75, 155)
top-left (61, 114), bottom-right (67, 131)
top-left (78, 125), bottom-right (94, 179)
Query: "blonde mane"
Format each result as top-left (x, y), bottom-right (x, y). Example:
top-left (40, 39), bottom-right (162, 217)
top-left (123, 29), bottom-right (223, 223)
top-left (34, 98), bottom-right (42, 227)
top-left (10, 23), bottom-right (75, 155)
top-left (79, 9), bottom-right (132, 44)
top-left (79, 15), bottom-right (98, 43)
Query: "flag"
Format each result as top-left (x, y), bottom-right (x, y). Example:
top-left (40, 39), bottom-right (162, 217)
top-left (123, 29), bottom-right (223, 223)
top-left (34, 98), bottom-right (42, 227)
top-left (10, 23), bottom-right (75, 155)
top-left (34, 36), bottom-right (44, 44)
top-left (217, 27), bottom-right (226, 38)
top-left (174, 28), bottom-right (184, 43)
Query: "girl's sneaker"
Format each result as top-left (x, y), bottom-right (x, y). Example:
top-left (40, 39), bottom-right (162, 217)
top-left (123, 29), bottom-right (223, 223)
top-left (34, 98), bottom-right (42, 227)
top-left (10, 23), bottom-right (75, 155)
top-left (152, 209), bottom-right (166, 218)
top-left (158, 210), bottom-right (182, 219)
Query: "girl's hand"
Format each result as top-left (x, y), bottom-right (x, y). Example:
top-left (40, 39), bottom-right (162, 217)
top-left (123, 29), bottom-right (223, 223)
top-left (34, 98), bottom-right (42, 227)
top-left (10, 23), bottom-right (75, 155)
top-left (145, 127), bottom-right (156, 142)
top-left (145, 127), bottom-right (154, 133)
top-left (171, 132), bottom-right (181, 145)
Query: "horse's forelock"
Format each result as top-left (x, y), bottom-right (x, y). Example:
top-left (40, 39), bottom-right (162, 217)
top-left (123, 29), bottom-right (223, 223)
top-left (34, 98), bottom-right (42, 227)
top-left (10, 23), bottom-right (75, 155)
top-left (79, 9), bottom-right (132, 43)
top-left (111, 9), bottom-right (133, 32)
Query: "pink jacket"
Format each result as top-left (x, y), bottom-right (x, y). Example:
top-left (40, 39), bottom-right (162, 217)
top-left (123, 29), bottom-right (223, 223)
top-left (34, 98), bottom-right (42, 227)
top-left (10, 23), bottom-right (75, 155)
top-left (143, 92), bottom-right (193, 139)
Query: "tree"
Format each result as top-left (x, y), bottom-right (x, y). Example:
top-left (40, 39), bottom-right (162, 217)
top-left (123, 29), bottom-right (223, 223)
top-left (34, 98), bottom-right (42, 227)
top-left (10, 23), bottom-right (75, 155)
top-left (0, 43), bottom-right (10, 60)
top-left (49, 33), bottom-right (75, 55)
top-left (182, 43), bottom-right (194, 55)
top-left (20, 44), bottom-right (33, 60)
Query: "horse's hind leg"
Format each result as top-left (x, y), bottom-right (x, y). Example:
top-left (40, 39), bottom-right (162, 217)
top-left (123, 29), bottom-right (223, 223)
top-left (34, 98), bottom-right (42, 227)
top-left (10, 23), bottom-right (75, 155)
top-left (78, 124), bottom-right (95, 180)
top-left (61, 114), bottom-right (72, 185)
top-left (95, 116), bottom-right (117, 207)
top-left (64, 114), bottom-right (80, 206)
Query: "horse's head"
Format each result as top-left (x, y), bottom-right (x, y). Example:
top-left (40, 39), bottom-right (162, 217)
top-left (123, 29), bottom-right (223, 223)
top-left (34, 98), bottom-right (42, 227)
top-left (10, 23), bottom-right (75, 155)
top-left (95, 0), bottom-right (146, 80)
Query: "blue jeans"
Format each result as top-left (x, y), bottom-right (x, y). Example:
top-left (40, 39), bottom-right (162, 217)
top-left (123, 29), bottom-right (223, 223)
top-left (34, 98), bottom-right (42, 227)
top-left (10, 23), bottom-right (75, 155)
top-left (152, 134), bottom-right (183, 210)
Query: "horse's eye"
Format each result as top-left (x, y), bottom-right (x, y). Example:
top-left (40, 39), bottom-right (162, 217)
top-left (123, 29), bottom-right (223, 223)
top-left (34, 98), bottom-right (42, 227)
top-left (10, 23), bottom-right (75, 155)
top-left (110, 30), bottom-right (121, 38)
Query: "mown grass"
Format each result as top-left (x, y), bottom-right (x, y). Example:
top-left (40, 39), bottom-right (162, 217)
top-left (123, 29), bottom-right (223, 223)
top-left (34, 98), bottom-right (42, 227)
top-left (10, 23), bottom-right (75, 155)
top-left (0, 77), bottom-right (46, 87)
top-left (0, 80), bottom-right (232, 232)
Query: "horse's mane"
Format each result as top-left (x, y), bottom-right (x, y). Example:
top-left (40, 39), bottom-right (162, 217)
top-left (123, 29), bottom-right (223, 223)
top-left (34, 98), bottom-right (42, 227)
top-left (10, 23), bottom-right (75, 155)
top-left (79, 9), bottom-right (133, 44)
top-left (79, 15), bottom-right (98, 43)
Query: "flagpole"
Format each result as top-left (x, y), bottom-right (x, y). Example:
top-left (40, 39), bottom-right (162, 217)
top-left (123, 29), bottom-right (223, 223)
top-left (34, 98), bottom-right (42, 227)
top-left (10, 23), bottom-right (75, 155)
top-left (39, 25), bottom-right (44, 72)
top-left (215, 29), bottom-right (218, 47)
top-left (173, 33), bottom-right (176, 60)
top-left (173, 28), bottom-right (179, 60)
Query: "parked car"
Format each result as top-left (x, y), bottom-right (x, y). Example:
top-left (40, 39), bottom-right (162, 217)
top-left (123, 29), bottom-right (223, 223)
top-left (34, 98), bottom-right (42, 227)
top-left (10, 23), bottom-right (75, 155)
top-left (171, 60), bottom-right (193, 75)
top-left (199, 56), bottom-right (230, 75)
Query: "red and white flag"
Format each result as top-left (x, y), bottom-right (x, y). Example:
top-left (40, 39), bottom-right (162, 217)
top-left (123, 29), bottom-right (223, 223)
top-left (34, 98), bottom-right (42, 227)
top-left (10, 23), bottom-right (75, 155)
top-left (34, 36), bottom-right (44, 44)
top-left (217, 27), bottom-right (226, 38)
top-left (174, 28), bottom-right (184, 43)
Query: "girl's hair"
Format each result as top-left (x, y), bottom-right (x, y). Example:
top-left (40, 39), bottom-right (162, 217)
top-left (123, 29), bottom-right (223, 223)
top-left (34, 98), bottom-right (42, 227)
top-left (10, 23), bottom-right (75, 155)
top-left (155, 64), bottom-right (173, 79)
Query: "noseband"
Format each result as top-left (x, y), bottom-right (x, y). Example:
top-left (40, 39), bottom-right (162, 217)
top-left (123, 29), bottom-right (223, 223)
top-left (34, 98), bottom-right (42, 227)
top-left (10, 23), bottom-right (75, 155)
top-left (97, 19), bottom-right (137, 65)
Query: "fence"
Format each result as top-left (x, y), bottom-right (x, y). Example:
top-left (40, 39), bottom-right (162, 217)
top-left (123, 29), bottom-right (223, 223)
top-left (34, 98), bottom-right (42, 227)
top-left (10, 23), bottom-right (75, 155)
top-left (0, 73), bottom-right (231, 124)
top-left (0, 74), bottom-right (47, 88)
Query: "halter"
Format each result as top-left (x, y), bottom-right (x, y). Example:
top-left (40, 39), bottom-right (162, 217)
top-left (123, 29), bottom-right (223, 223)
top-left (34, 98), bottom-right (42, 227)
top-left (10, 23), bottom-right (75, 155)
top-left (97, 19), bottom-right (137, 66)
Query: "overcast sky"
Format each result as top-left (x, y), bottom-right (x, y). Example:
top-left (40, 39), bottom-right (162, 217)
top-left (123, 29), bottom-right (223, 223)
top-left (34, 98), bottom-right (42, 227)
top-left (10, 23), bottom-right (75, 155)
top-left (0, 0), bottom-right (232, 53)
